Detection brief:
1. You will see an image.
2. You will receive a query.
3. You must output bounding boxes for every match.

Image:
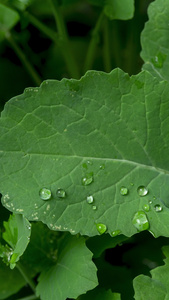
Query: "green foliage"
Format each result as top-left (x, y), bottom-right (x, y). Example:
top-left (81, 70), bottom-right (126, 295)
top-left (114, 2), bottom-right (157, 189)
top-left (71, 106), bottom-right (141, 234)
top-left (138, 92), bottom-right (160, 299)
top-left (2, 214), bottom-right (31, 268)
top-left (141, 0), bottom-right (169, 81)
top-left (1, 0), bottom-right (169, 299)
top-left (36, 235), bottom-right (98, 300)
top-left (0, 3), bottom-right (19, 41)
top-left (133, 246), bottom-right (169, 299)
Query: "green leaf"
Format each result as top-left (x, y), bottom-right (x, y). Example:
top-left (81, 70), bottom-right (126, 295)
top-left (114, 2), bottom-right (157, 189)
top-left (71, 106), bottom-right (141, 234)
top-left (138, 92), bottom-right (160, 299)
top-left (104, 0), bottom-right (134, 20)
top-left (87, 234), bottom-right (128, 258)
top-left (0, 259), bottom-right (26, 299)
top-left (133, 245), bottom-right (169, 300)
top-left (1, 69), bottom-right (169, 237)
top-left (22, 222), bottom-right (63, 272)
top-left (36, 235), bottom-right (98, 300)
top-left (141, 0), bottom-right (169, 81)
top-left (79, 287), bottom-right (121, 300)
top-left (0, 3), bottom-right (19, 41)
top-left (3, 214), bottom-right (31, 268)
top-left (0, 0), bottom-right (34, 11)
top-left (88, 0), bottom-right (134, 20)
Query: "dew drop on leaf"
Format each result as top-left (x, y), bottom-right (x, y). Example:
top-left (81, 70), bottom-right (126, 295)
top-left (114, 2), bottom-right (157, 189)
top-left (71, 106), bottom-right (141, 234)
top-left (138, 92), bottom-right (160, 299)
top-left (39, 188), bottom-right (51, 200)
top-left (132, 211), bottom-right (149, 232)
top-left (92, 205), bottom-right (97, 210)
top-left (120, 186), bottom-right (128, 195)
top-left (56, 188), bottom-right (66, 198)
top-left (148, 200), bottom-right (153, 204)
top-left (86, 195), bottom-right (94, 204)
top-left (143, 204), bottom-right (150, 212)
top-left (111, 230), bottom-right (121, 237)
top-left (154, 204), bottom-right (163, 212)
top-left (99, 164), bottom-right (105, 170)
top-left (137, 186), bottom-right (148, 196)
top-left (96, 223), bottom-right (107, 234)
top-left (82, 173), bottom-right (93, 186)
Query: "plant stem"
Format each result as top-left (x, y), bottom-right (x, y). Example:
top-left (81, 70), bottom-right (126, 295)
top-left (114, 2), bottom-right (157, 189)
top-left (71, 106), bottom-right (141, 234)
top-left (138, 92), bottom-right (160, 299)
top-left (17, 295), bottom-right (39, 300)
top-left (103, 17), bottom-right (112, 72)
top-left (24, 12), bottom-right (59, 44)
top-left (49, 0), bottom-right (80, 79)
top-left (83, 11), bottom-right (104, 73)
top-left (5, 31), bottom-right (42, 86)
top-left (16, 262), bottom-right (36, 294)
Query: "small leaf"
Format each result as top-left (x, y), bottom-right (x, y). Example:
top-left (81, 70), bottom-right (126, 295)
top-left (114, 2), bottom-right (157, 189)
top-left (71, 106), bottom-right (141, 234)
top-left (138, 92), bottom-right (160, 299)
top-left (104, 0), bottom-right (134, 20)
top-left (3, 214), bottom-right (31, 268)
top-left (0, 3), bottom-right (19, 41)
top-left (88, 0), bottom-right (134, 20)
top-left (36, 235), bottom-right (98, 300)
top-left (133, 245), bottom-right (169, 299)
top-left (141, 0), bottom-right (169, 81)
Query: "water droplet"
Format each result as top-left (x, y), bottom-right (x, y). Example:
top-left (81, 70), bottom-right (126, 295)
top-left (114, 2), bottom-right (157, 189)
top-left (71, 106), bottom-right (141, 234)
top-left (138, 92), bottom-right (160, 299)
top-left (151, 52), bottom-right (166, 68)
top-left (39, 188), bottom-right (51, 200)
top-left (92, 205), bottom-right (97, 210)
top-left (56, 188), bottom-right (66, 198)
top-left (132, 211), bottom-right (149, 232)
top-left (82, 172), bottom-right (93, 186)
top-left (154, 204), bottom-right (163, 212)
top-left (143, 204), bottom-right (150, 212)
top-left (96, 223), bottom-right (107, 234)
top-left (86, 195), bottom-right (94, 204)
top-left (153, 196), bottom-right (156, 200)
top-left (99, 164), bottom-right (105, 170)
top-left (130, 182), bottom-right (134, 186)
top-left (137, 186), bottom-right (148, 197)
top-left (148, 200), bottom-right (153, 204)
top-left (87, 160), bottom-right (93, 165)
top-left (111, 230), bottom-right (121, 237)
top-left (120, 186), bottom-right (128, 196)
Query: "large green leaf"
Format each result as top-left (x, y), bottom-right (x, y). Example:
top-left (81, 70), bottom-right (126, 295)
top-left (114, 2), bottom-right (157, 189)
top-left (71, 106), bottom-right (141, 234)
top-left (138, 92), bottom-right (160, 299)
top-left (1, 69), bottom-right (169, 237)
top-left (141, 0), bottom-right (169, 81)
top-left (2, 214), bottom-right (31, 268)
top-left (36, 235), bottom-right (98, 300)
top-left (133, 245), bottom-right (169, 300)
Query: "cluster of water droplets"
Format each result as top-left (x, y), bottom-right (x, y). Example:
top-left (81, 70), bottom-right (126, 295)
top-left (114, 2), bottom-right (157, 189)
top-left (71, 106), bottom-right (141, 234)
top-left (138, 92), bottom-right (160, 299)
top-left (39, 187), bottom-right (66, 201)
top-left (38, 159), bottom-right (164, 236)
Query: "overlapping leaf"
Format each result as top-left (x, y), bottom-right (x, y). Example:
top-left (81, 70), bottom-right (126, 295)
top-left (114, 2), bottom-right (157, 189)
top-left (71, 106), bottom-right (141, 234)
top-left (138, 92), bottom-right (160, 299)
top-left (2, 214), bottom-right (31, 268)
top-left (141, 0), bottom-right (169, 81)
top-left (133, 245), bottom-right (169, 299)
top-left (36, 235), bottom-right (98, 300)
top-left (1, 69), bottom-right (169, 237)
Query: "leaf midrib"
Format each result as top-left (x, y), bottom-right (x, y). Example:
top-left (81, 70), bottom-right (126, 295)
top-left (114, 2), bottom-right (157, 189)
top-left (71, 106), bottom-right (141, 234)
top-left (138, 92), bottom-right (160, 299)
top-left (2, 150), bottom-right (169, 175)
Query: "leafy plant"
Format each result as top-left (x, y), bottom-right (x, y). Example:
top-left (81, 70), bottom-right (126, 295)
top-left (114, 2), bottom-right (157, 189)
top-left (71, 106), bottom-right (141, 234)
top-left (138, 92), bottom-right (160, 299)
top-left (0, 0), bottom-right (169, 299)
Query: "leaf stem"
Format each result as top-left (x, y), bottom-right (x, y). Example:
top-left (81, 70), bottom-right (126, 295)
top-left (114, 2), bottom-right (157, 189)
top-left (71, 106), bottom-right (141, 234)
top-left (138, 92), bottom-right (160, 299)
top-left (83, 11), bottom-right (104, 73)
top-left (5, 31), bottom-right (42, 86)
top-left (49, 0), bottom-right (80, 79)
top-left (103, 17), bottom-right (112, 72)
top-left (23, 12), bottom-right (59, 44)
top-left (16, 262), bottom-right (36, 294)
